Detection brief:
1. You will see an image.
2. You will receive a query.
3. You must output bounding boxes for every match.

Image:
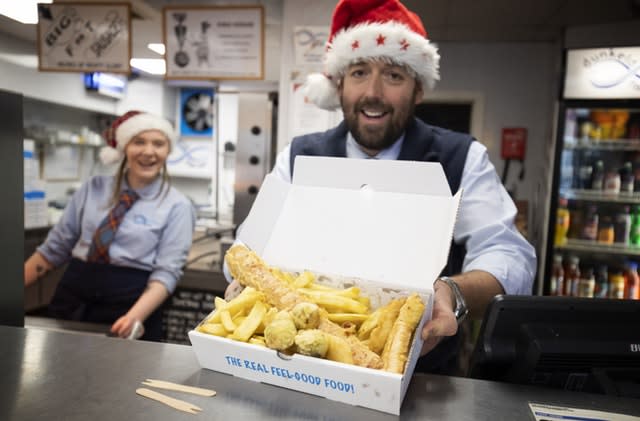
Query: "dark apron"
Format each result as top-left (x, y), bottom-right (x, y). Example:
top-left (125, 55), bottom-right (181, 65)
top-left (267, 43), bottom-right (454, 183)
top-left (48, 258), bottom-right (164, 341)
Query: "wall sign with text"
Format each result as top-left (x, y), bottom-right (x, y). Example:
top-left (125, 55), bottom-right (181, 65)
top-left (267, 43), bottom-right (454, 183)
top-left (37, 2), bottom-right (131, 74)
top-left (163, 5), bottom-right (264, 80)
top-left (564, 47), bottom-right (640, 99)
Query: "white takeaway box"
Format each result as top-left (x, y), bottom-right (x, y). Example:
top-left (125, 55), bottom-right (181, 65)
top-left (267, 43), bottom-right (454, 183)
top-left (189, 156), bottom-right (462, 415)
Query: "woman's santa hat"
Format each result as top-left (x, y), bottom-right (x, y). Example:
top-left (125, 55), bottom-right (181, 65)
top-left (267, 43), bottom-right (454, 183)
top-left (304, 0), bottom-right (440, 110)
top-left (99, 110), bottom-right (177, 165)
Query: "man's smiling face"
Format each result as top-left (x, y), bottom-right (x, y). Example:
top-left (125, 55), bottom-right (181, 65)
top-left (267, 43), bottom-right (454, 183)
top-left (339, 59), bottom-right (422, 156)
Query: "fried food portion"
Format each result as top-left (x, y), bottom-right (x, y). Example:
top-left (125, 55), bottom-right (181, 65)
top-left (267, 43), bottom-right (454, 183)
top-left (382, 293), bottom-right (425, 374)
top-left (225, 245), bottom-right (306, 310)
top-left (367, 298), bottom-right (407, 355)
top-left (264, 318), bottom-right (297, 351)
top-left (295, 329), bottom-right (329, 358)
top-left (225, 244), bottom-right (383, 369)
top-left (290, 302), bottom-right (321, 329)
top-left (325, 335), bottom-right (354, 365)
top-left (319, 311), bottom-right (383, 369)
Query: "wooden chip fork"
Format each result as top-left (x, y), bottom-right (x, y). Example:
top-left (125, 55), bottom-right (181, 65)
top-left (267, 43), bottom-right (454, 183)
top-left (136, 388), bottom-right (202, 414)
top-left (142, 379), bottom-right (217, 397)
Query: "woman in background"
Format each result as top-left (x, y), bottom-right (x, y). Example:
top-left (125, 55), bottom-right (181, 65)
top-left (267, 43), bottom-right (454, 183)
top-left (25, 111), bottom-right (195, 341)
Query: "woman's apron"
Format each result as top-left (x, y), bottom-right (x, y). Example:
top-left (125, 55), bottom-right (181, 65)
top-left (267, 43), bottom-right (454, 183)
top-left (48, 258), bottom-right (164, 341)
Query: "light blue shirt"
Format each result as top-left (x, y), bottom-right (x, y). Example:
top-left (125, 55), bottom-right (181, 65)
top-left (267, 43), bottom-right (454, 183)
top-left (37, 175), bottom-right (196, 293)
top-left (270, 133), bottom-right (537, 295)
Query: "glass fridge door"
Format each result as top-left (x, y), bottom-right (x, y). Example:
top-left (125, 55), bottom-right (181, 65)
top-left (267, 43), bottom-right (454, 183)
top-left (547, 104), bottom-right (640, 300)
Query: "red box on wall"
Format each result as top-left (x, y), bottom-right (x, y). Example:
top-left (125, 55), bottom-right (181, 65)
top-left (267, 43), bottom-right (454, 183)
top-left (501, 128), bottom-right (527, 160)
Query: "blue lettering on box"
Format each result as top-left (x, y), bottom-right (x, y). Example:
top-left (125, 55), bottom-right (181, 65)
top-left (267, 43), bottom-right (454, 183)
top-left (324, 378), bottom-right (355, 394)
top-left (243, 359), bottom-right (269, 373)
top-left (224, 355), bottom-right (243, 367)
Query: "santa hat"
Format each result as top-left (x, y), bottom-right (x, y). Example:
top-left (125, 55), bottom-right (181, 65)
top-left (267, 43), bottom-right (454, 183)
top-left (304, 0), bottom-right (440, 110)
top-left (99, 110), bottom-right (177, 165)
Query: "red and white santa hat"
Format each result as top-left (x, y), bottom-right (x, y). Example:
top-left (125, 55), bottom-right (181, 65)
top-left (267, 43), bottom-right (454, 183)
top-left (304, 0), bottom-right (440, 110)
top-left (99, 110), bottom-right (177, 165)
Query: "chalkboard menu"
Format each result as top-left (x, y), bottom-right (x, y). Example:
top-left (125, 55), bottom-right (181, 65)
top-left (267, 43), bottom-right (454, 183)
top-left (162, 287), bottom-right (217, 344)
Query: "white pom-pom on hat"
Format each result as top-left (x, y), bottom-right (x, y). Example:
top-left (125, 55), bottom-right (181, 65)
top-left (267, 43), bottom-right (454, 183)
top-left (303, 73), bottom-right (341, 111)
top-left (99, 146), bottom-right (123, 166)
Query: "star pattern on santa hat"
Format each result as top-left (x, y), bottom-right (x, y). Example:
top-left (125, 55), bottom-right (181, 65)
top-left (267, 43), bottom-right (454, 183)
top-left (351, 40), bottom-right (359, 50)
top-left (376, 34), bottom-right (386, 45)
top-left (400, 39), bottom-right (410, 51)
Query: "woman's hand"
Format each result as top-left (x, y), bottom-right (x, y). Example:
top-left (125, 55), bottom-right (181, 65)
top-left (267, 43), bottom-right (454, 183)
top-left (110, 314), bottom-right (143, 338)
top-left (111, 281), bottom-right (167, 339)
top-left (24, 252), bottom-right (53, 287)
top-left (419, 279), bottom-right (458, 356)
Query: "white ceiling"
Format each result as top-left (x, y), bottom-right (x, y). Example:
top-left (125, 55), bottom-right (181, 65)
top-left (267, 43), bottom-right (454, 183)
top-left (0, 0), bottom-right (638, 57)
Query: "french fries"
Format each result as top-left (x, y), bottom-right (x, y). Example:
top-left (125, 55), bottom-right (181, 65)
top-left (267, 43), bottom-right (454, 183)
top-left (197, 244), bottom-right (425, 375)
top-left (229, 301), bottom-right (268, 342)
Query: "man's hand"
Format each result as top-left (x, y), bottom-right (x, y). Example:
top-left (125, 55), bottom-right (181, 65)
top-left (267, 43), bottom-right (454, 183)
top-left (225, 279), bottom-right (243, 301)
top-left (420, 279), bottom-right (458, 356)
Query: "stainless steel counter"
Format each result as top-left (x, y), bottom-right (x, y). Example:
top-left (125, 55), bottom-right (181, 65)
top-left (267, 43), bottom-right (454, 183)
top-left (1, 325), bottom-right (638, 420)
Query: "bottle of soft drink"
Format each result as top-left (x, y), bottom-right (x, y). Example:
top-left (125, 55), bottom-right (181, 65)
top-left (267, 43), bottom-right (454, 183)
top-left (630, 206), bottom-right (640, 245)
top-left (568, 201), bottom-right (583, 240)
top-left (594, 265), bottom-right (608, 298)
top-left (609, 269), bottom-right (625, 299)
top-left (591, 160), bottom-right (605, 190)
top-left (555, 198), bottom-right (570, 246)
top-left (577, 164), bottom-right (593, 189)
top-left (625, 261), bottom-right (640, 299)
top-left (577, 266), bottom-right (595, 298)
top-left (550, 254), bottom-right (564, 296)
top-left (581, 205), bottom-right (599, 241)
top-left (614, 206), bottom-right (631, 245)
top-left (621, 161), bottom-right (635, 193)
top-left (565, 255), bottom-right (580, 297)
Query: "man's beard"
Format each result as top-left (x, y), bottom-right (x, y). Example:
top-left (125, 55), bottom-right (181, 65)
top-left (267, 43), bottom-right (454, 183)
top-left (343, 93), bottom-right (417, 152)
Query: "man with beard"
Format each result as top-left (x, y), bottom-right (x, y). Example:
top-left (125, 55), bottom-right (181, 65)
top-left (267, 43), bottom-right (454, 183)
top-left (230, 0), bottom-right (536, 375)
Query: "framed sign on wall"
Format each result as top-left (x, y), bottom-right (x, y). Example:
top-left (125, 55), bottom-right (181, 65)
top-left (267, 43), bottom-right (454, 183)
top-left (163, 5), bottom-right (264, 80)
top-left (37, 2), bottom-right (131, 73)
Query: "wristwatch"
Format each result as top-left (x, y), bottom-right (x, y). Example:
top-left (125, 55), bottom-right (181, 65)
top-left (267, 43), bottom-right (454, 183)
top-left (436, 276), bottom-right (469, 324)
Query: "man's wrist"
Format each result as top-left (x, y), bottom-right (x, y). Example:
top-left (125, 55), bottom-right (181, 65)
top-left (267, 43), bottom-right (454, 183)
top-left (435, 278), bottom-right (456, 311)
top-left (435, 276), bottom-right (469, 324)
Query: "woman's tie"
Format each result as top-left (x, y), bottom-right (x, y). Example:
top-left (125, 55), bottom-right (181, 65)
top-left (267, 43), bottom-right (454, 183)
top-left (86, 190), bottom-right (140, 264)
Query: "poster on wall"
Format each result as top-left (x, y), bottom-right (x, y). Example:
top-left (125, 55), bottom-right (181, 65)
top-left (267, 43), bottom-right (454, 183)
top-left (36, 2), bottom-right (131, 73)
top-left (293, 26), bottom-right (329, 70)
top-left (163, 5), bottom-right (264, 80)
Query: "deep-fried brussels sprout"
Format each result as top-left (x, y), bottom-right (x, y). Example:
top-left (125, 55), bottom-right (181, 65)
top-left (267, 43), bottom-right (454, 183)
top-left (294, 329), bottom-right (329, 358)
top-left (273, 310), bottom-right (294, 322)
top-left (264, 318), bottom-right (297, 351)
top-left (290, 302), bottom-right (321, 329)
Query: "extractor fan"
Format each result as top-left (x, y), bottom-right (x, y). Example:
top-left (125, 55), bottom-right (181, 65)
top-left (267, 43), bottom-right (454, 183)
top-left (179, 88), bottom-right (214, 137)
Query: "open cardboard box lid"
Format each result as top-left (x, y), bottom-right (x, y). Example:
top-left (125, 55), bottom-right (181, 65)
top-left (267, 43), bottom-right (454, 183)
top-left (237, 156), bottom-right (462, 293)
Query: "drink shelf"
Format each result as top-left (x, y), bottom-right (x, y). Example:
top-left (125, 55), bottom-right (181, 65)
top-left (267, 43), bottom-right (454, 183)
top-left (559, 189), bottom-right (640, 204)
top-left (564, 138), bottom-right (640, 151)
top-left (556, 239), bottom-right (640, 256)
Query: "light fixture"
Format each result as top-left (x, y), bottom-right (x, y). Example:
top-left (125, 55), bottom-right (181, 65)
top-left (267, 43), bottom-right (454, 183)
top-left (130, 58), bottom-right (166, 75)
top-left (147, 43), bottom-right (166, 56)
top-left (0, 0), bottom-right (52, 24)
top-left (0, 53), bottom-right (38, 68)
